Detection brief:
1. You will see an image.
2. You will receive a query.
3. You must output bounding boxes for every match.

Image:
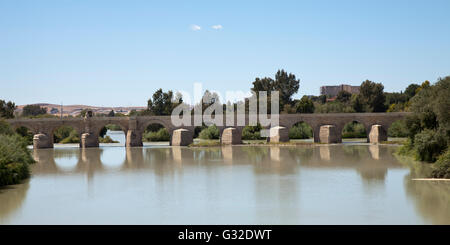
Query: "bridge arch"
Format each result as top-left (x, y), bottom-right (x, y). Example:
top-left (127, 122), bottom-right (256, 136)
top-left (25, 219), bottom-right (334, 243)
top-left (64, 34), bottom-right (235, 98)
top-left (142, 122), bottom-right (171, 143)
top-left (52, 125), bottom-right (81, 145)
top-left (137, 118), bottom-right (173, 135)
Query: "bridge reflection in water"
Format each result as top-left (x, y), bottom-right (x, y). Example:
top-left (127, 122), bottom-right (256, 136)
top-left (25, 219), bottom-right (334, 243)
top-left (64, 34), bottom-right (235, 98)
top-left (31, 144), bottom-right (402, 182)
top-left (1, 144), bottom-right (449, 224)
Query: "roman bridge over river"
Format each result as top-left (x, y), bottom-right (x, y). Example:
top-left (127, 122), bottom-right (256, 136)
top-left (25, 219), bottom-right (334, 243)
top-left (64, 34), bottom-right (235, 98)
top-left (6, 112), bottom-right (410, 148)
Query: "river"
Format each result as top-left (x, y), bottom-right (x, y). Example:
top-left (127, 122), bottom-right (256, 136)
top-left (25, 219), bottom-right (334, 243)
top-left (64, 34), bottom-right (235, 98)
top-left (0, 131), bottom-right (449, 224)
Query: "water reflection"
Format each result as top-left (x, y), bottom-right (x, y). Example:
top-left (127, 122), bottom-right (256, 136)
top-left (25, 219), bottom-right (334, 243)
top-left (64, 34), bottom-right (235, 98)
top-left (405, 179), bottom-right (450, 225)
top-left (0, 181), bottom-right (30, 223)
top-left (0, 144), bottom-right (448, 224)
top-left (401, 158), bottom-right (450, 225)
top-left (29, 145), bottom-right (404, 182)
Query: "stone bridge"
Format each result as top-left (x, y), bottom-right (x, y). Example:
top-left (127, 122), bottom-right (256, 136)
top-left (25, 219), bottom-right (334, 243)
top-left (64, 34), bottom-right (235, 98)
top-left (6, 112), bottom-right (410, 148)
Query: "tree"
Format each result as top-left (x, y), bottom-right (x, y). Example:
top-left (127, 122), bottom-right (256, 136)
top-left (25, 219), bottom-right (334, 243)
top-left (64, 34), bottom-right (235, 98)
top-left (295, 96), bottom-right (315, 113)
top-left (358, 80), bottom-right (386, 112)
top-left (198, 125), bottom-right (220, 139)
top-left (147, 89), bottom-right (182, 116)
top-left (351, 94), bottom-right (364, 112)
top-left (191, 90), bottom-right (221, 115)
top-left (274, 69), bottom-right (300, 106)
top-left (404, 83), bottom-right (420, 99)
top-left (402, 76), bottom-right (450, 166)
top-left (336, 91), bottom-right (352, 103)
top-left (0, 100), bottom-right (16, 119)
top-left (107, 110), bottom-right (115, 117)
top-left (79, 109), bottom-right (93, 117)
top-left (318, 95), bottom-right (327, 104)
top-left (99, 127), bottom-right (107, 138)
top-left (22, 104), bottom-right (47, 117)
top-left (251, 69), bottom-right (300, 110)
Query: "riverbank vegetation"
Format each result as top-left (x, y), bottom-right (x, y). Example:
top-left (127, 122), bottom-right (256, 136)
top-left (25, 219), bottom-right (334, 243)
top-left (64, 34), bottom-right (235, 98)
top-left (0, 120), bottom-right (34, 186)
top-left (342, 122), bottom-right (366, 139)
top-left (289, 122), bottom-right (313, 139)
top-left (397, 76), bottom-right (450, 178)
top-left (198, 125), bottom-right (220, 140)
top-left (142, 124), bottom-right (170, 142)
top-left (242, 124), bottom-right (264, 140)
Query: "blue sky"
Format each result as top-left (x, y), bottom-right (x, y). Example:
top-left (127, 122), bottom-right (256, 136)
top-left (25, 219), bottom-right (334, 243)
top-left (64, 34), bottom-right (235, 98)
top-left (1, 0), bottom-right (449, 106)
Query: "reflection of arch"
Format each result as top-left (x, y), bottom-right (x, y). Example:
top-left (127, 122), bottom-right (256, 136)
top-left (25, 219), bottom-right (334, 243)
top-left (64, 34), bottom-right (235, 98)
top-left (32, 149), bottom-right (58, 173)
top-left (76, 148), bottom-right (104, 174)
top-left (358, 167), bottom-right (387, 181)
top-left (53, 148), bottom-right (79, 171)
top-left (124, 147), bottom-right (145, 168)
top-left (99, 147), bottom-right (127, 170)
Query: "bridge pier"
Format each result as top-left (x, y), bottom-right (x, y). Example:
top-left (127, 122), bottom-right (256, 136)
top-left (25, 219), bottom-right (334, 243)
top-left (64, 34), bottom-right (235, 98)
top-left (221, 127), bottom-right (242, 145)
top-left (80, 132), bottom-right (99, 148)
top-left (33, 133), bottom-right (53, 149)
top-left (171, 129), bottom-right (193, 146)
top-left (268, 126), bottom-right (289, 143)
top-left (368, 125), bottom-right (387, 143)
top-left (319, 125), bottom-right (340, 143)
top-left (126, 130), bottom-right (143, 147)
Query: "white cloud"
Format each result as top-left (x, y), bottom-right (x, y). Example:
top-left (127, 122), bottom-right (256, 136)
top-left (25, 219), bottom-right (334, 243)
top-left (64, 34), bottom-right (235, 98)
top-left (211, 25), bottom-right (223, 30)
top-left (190, 24), bottom-right (201, 31)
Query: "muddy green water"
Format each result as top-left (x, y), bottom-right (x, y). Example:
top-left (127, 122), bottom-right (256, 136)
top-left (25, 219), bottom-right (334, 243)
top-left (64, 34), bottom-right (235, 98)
top-left (0, 132), bottom-right (449, 224)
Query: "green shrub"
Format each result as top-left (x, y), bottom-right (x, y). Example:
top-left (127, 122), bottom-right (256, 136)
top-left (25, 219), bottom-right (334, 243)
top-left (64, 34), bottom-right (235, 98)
top-left (105, 124), bottom-right (122, 131)
top-left (397, 139), bottom-right (417, 157)
top-left (414, 129), bottom-right (447, 162)
top-left (289, 122), bottom-right (313, 139)
top-left (143, 128), bottom-right (170, 142)
top-left (15, 126), bottom-right (33, 145)
top-left (0, 134), bottom-right (34, 186)
top-left (242, 124), bottom-right (263, 140)
top-left (194, 125), bottom-right (207, 138)
top-left (0, 120), bottom-right (14, 135)
top-left (314, 101), bottom-right (355, 113)
top-left (59, 130), bottom-right (80, 144)
top-left (199, 125), bottom-right (220, 140)
top-left (388, 119), bottom-right (408, 137)
top-left (54, 126), bottom-right (79, 143)
top-left (99, 135), bottom-right (119, 143)
top-left (342, 122), bottom-right (367, 138)
top-left (431, 149), bottom-right (450, 179)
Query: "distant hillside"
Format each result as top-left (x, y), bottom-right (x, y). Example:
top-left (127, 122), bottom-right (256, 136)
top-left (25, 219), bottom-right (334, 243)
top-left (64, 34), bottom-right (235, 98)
top-left (15, 103), bottom-right (146, 116)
